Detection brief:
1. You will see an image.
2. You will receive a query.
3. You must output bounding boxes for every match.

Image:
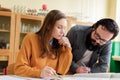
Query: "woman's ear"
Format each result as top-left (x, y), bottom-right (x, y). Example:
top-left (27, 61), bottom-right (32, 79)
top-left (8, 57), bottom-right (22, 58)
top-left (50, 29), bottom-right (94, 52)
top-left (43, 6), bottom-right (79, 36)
top-left (46, 26), bottom-right (50, 31)
top-left (47, 25), bottom-right (51, 30)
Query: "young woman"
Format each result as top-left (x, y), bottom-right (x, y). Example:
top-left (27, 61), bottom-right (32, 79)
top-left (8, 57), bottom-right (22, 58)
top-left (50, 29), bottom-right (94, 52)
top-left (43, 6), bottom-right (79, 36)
top-left (14, 10), bottom-right (72, 78)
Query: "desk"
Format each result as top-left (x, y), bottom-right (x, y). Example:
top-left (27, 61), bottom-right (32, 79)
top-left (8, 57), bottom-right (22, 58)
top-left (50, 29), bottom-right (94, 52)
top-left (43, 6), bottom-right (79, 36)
top-left (112, 56), bottom-right (120, 61)
top-left (0, 73), bottom-right (120, 80)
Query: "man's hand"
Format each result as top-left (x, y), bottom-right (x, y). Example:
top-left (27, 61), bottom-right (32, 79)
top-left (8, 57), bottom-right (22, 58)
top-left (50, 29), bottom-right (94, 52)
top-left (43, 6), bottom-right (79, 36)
top-left (76, 66), bottom-right (90, 73)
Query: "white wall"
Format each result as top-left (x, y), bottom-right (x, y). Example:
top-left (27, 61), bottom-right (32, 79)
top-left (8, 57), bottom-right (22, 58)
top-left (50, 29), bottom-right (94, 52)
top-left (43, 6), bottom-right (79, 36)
top-left (0, 0), bottom-right (108, 23)
top-left (113, 0), bottom-right (120, 41)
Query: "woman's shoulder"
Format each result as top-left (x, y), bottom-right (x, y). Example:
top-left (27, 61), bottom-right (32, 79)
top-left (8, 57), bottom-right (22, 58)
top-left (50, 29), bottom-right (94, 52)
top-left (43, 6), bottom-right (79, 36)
top-left (25, 33), bottom-right (38, 38)
top-left (23, 33), bottom-right (39, 41)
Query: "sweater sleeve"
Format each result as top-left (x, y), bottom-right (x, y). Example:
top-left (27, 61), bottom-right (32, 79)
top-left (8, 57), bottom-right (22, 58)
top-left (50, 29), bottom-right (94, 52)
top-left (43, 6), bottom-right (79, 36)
top-left (91, 41), bottom-right (112, 72)
top-left (57, 47), bottom-right (72, 75)
top-left (14, 34), bottom-right (41, 78)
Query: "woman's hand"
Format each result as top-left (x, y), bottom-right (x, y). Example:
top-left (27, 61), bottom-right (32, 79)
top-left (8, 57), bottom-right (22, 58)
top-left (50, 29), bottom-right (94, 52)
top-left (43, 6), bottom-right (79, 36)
top-left (58, 36), bottom-right (71, 48)
top-left (40, 66), bottom-right (56, 79)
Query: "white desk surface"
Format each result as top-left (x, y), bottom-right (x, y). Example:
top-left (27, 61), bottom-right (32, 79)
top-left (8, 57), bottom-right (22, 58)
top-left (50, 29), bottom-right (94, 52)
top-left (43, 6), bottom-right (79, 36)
top-left (0, 73), bottom-right (120, 80)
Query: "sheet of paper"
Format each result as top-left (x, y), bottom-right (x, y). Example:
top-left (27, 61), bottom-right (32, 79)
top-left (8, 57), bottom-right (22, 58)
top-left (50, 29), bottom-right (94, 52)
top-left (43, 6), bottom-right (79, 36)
top-left (73, 73), bottom-right (112, 78)
top-left (62, 76), bottom-right (110, 80)
top-left (0, 75), bottom-right (43, 80)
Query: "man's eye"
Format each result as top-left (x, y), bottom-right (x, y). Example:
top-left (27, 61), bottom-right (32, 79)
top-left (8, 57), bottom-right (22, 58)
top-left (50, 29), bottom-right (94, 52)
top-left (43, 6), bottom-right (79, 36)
top-left (94, 34), bottom-right (98, 39)
top-left (96, 36), bottom-right (100, 39)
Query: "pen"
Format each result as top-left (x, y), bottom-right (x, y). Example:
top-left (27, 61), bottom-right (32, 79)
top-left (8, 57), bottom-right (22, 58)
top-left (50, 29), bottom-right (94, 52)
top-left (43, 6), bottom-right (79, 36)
top-left (81, 62), bottom-right (86, 67)
top-left (53, 72), bottom-right (63, 80)
top-left (81, 62), bottom-right (91, 73)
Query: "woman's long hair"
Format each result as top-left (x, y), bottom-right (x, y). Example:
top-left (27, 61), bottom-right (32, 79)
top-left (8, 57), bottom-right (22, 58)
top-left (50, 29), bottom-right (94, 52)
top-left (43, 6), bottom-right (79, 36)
top-left (36, 10), bottom-right (66, 58)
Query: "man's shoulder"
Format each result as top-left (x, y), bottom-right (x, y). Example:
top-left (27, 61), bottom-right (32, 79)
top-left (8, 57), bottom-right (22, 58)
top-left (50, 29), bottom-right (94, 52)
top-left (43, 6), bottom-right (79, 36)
top-left (67, 25), bottom-right (92, 37)
top-left (71, 25), bottom-right (91, 31)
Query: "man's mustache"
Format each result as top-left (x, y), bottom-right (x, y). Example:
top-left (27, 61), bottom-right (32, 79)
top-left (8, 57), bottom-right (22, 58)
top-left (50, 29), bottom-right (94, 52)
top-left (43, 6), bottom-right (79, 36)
top-left (91, 39), bottom-right (100, 46)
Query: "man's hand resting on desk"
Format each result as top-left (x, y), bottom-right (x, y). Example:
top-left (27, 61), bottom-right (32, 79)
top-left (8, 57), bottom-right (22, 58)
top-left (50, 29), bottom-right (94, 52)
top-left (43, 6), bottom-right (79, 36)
top-left (76, 66), bottom-right (91, 73)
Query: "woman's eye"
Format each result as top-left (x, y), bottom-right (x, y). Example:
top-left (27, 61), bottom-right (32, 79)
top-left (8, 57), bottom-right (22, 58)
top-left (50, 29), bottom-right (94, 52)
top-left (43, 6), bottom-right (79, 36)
top-left (57, 26), bottom-right (62, 29)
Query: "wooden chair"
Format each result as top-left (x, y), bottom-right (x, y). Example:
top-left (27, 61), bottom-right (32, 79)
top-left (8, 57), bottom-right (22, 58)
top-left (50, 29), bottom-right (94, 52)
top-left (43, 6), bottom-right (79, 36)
top-left (0, 49), bottom-right (12, 75)
top-left (6, 63), bottom-right (15, 75)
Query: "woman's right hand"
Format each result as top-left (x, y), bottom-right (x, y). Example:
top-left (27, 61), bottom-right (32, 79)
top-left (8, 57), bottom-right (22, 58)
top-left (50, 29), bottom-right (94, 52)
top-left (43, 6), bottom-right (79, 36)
top-left (40, 66), bottom-right (56, 79)
top-left (58, 36), bottom-right (71, 48)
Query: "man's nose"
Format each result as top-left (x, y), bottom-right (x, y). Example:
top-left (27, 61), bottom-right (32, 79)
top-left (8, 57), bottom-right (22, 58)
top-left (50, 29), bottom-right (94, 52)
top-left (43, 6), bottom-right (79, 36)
top-left (95, 39), bottom-right (101, 44)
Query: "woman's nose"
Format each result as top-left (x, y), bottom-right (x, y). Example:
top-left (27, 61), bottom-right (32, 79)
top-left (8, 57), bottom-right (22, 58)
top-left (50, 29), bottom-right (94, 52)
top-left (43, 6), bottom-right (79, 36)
top-left (61, 29), bottom-right (65, 34)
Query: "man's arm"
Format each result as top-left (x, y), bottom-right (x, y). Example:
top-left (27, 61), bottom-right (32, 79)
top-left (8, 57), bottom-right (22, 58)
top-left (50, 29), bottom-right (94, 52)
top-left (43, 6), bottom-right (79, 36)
top-left (91, 41), bottom-right (112, 72)
top-left (66, 26), bottom-right (79, 73)
top-left (69, 61), bottom-right (79, 73)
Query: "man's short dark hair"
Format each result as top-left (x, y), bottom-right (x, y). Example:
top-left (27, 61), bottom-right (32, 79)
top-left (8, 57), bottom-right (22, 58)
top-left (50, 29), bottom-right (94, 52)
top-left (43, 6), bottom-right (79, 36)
top-left (92, 18), bottom-right (119, 39)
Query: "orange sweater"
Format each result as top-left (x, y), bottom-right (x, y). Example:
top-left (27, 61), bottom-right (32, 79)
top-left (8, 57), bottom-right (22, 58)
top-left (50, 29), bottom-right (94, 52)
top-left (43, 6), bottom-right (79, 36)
top-left (14, 33), bottom-right (72, 78)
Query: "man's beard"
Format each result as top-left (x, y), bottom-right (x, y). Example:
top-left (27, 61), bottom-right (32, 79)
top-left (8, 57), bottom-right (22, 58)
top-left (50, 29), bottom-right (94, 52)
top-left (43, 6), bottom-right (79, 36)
top-left (85, 32), bottom-right (101, 51)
